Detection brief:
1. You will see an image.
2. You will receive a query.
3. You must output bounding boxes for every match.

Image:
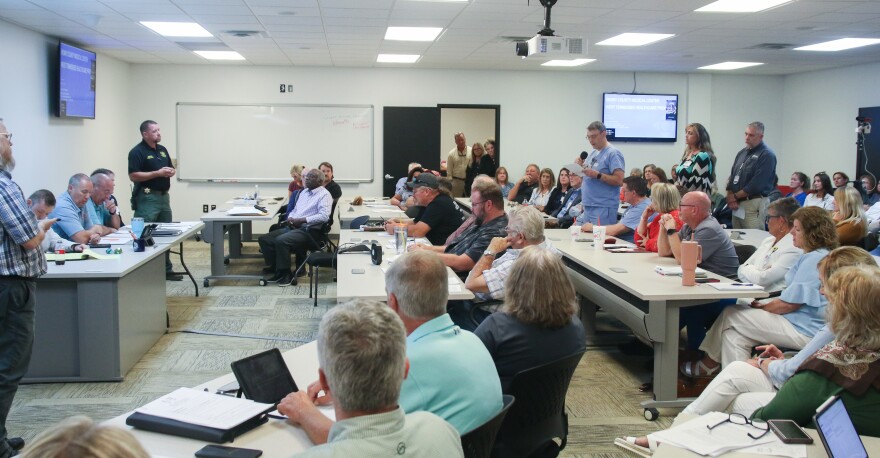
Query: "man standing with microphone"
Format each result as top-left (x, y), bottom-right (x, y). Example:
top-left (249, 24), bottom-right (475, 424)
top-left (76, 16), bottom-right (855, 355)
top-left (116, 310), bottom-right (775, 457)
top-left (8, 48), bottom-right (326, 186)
top-left (575, 121), bottom-right (625, 226)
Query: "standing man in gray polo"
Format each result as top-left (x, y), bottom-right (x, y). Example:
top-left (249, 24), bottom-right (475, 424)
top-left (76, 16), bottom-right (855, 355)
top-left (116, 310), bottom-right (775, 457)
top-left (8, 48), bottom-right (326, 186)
top-left (726, 121), bottom-right (778, 229)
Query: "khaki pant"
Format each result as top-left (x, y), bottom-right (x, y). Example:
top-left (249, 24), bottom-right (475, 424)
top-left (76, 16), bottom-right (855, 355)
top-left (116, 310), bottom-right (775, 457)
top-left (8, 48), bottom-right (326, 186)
top-left (451, 177), bottom-right (466, 197)
top-left (732, 197), bottom-right (767, 230)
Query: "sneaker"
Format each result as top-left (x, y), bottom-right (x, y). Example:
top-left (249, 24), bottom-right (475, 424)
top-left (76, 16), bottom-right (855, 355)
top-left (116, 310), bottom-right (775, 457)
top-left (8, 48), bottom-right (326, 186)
top-left (276, 273), bottom-right (295, 287)
top-left (7, 438), bottom-right (24, 452)
top-left (165, 272), bottom-right (183, 281)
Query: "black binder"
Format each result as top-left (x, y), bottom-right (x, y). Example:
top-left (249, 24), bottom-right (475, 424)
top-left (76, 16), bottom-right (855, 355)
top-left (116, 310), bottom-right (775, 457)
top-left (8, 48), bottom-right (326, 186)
top-left (126, 410), bottom-right (269, 443)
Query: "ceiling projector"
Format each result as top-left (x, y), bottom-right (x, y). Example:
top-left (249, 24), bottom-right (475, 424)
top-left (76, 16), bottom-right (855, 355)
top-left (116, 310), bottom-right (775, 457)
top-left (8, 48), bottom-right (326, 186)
top-left (515, 0), bottom-right (585, 58)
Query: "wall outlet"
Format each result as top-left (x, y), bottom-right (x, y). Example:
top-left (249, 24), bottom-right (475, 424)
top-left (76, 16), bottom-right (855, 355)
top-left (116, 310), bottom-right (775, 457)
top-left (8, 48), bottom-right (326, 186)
top-left (211, 204), bottom-right (217, 210)
top-left (202, 204), bottom-right (209, 213)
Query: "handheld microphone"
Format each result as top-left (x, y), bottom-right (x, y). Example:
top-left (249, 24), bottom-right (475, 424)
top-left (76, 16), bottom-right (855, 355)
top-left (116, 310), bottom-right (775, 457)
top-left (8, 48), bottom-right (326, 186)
top-left (579, 151), bottom-right (589, 160)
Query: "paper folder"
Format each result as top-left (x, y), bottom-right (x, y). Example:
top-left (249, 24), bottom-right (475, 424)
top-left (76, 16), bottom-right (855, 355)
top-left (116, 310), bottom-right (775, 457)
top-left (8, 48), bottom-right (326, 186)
top-left (126, 411), bottom-right (269, 443)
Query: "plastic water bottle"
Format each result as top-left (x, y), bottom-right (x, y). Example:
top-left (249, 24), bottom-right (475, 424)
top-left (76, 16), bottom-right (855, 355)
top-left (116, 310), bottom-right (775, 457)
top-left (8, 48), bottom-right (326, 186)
top-left (54, 239), bottom-right (66, 265)
top-left (254, 185), bottom-right (259, 200)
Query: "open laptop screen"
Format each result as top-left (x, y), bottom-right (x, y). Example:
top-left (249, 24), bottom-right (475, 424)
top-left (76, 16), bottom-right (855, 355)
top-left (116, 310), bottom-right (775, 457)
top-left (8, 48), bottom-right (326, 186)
top-left (813, 395), bottom-right (867, 458)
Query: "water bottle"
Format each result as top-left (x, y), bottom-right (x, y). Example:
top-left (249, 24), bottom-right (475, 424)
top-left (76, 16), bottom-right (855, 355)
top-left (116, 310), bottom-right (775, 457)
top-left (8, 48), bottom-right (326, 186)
top-left (254, 185), bottom-right (259, 200)
top-left (54, 239), bottom-right (66, 266)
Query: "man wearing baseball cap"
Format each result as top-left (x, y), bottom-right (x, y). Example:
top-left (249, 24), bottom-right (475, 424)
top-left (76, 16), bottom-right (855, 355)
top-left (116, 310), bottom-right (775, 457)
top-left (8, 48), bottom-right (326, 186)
top-left (385, 174), bottom-right (462, 245)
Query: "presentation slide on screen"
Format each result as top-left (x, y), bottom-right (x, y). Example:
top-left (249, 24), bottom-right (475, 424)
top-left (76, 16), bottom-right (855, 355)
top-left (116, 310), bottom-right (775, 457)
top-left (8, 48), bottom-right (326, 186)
top-left (603, 94), bottom-right (677, 141)
top-left (59, 43), bottom-right (96, 118)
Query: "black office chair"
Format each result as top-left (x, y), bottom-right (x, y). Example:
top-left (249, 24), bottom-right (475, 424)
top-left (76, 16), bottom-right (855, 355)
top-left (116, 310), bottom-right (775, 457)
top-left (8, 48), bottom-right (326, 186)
top-left (300, 215), bottom-right (370, 306)
top-left (492, 351), bottom-right (585, 458)
top-left (461, 395), bottom-right (515, 458)
top-left (734, 244), bottom-right (757, 264)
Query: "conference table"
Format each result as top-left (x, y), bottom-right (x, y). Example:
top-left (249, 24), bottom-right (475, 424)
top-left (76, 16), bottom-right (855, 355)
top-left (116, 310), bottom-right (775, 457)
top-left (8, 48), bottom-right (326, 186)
top-left (106, 342), bottom-right (325, 456)
top-left (653, 413), bottom-right (880, 457)
top-left (25, 222), bottom-right (204, 383)
top-left (335, 229), bottom-right (474, 302)
top-left (336, 197), bottom-right (406, 228)
top-left (200, 207), bottom-right (277, 286)
top-left (543, 229), bottom-right (769, 418)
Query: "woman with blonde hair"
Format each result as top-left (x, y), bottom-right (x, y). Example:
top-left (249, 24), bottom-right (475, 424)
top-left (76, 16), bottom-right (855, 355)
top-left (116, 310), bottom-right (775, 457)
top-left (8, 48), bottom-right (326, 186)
top-left (475, 246), bottom-right (586, 390)
top-left (22, 416), bottom-right (149, 458)
top-left (527, 168), bottom-right (559, 214)
top-left (465, 142), bottom-right (494, 196)
top-left (287, 163), bottom-right (305, 198)
top-left (753, 263), bottom-right (880, 436)
top-left (635, 183), bottom-right (682, 252)
top-left (832, 186), bottom-right (868, 245)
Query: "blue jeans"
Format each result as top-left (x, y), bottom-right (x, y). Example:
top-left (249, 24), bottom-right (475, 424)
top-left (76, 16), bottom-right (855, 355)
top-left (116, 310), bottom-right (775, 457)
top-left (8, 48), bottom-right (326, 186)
top-left (0, 278), bottom-right (36, 452)
top-left (679, 299), bottom-right (736, 351)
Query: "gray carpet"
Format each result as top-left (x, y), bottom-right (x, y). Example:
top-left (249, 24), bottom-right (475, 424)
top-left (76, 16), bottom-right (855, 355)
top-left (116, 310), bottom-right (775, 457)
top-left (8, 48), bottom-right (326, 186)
top-left (9, 238), bottom-right (678, 456)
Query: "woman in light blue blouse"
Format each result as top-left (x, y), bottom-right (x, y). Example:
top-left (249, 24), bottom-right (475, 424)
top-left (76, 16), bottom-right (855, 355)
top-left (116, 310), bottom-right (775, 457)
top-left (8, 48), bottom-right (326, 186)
top-left (682, 206), bottom-right (840, 377)
top-left (495, 166), bottom-right (513, 199)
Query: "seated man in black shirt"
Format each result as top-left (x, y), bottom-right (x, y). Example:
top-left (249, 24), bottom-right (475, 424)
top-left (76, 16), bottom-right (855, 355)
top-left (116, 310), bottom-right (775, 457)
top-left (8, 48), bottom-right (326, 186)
top-left (318, 161), bottom-right (342, 226)
top-left (409, 180), bottom-right (507, 276)
top-left (507, 163), bottom-right (540, 204)
top-left (384, 174), bottom-right (462, 246)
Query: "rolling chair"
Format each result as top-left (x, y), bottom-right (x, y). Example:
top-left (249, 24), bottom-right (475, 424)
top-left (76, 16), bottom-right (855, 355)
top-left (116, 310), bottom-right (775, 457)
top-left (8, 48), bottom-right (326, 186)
top-left (492, 351), bottom-right (585, 458)
top-left (461, 395), bottom-right (515, 458)
top-left (300, 215), bottom-right (370, 306)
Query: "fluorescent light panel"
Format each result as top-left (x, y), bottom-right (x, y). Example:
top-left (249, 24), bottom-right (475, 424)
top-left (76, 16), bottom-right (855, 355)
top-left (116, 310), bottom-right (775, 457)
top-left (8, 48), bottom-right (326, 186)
top-left (795, 38), bottom-right (880, 52)
top-left (194, 51), bottom-right (245, 60)
top-left (541, 59), bottom-right (596, 67)
top-left (377, 54), bottom-right (420, 63)
top-left (698, 61), bottom-right (763, 70)
top-left (596, 33), bottom-right (674, 47)
top-left (140, 21), bottom-right (212, 37)
top-left (696, 0), bottom-right (792, 13)
top-left (385, 27), bottom-right (443, 42)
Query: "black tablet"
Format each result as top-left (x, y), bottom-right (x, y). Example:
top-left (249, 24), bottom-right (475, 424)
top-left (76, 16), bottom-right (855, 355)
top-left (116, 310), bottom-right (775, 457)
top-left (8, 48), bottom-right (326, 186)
top-left (813, 395), bottom-right (867, 458)
top-left (230, 349), bottom-right (298, 405)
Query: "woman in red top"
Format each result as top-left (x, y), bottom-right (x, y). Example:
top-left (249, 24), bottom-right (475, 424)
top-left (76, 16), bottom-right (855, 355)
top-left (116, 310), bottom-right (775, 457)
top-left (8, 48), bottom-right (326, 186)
top-left (635, 182), bottom-right (683, 252)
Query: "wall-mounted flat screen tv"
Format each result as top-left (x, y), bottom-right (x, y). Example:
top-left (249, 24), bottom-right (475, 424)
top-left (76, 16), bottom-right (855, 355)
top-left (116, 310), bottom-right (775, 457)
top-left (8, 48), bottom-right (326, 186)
top-left (602, 93), bottom-right (678, 142)
top-left (58, 42), bottom-right (96, 119)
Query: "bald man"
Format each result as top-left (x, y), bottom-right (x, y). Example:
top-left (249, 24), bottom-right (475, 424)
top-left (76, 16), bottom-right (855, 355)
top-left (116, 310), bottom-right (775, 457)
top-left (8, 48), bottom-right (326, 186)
top-left (658, 191), bottom-right (738, 278)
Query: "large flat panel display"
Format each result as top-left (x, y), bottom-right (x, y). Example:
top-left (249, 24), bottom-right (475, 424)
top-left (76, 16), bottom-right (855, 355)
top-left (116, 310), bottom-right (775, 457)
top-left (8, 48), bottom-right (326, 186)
top-left (603, 93), bottom-right (678, 143)
top-left (58, 42), bottom-right (96, 119)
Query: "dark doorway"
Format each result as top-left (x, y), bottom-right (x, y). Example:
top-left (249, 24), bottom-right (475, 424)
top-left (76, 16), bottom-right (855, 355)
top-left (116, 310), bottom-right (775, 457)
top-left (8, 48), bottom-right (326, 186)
top-left (383, 107), bottom-right (441, 197)
top-left (856, 107), bottom-right (880, 186)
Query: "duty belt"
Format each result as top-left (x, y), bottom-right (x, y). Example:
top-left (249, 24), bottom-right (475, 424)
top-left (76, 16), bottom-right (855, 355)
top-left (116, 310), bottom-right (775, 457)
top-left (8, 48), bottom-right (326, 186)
top-left (143, 187), bottom-right (168, 195)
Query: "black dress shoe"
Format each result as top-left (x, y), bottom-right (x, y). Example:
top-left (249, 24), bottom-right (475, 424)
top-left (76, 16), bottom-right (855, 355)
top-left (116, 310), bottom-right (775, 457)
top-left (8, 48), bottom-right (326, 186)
top-left (165, 272), bottom-right (184, 281)
top-left (276, 273), bottom-right (294, 286)
top-left (7, 438), bottom-right (24, 452)
top-left (261, 267), bottom-right (275, 274)
top-left (266, 271), bottom-right (287, 282)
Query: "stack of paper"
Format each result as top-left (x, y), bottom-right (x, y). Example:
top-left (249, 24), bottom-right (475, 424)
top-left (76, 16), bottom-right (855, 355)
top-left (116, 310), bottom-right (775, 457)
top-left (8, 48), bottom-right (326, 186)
top-left (707, 283), bottom-right (765, 292)
top-left (135, 387), bottom-right (272, 430)
top-left (655, 266), bottom-right (707, 277)
top-left (227, 206), bottom-right (267, 216)
top-left (650, 412), bottom-right (777, 456)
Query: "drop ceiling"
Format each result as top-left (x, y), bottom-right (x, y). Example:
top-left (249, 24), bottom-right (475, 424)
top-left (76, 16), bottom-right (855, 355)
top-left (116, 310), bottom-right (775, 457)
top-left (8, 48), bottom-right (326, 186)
top-left (1, 0), bottom-right (880, 75)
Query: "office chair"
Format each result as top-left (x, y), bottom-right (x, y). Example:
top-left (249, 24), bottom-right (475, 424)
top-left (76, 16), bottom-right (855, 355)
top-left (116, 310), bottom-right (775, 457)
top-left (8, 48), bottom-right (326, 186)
top-left (492, 351), bottom-right (585, 458)
top-left (300, 215), bottom-right (370, 306)
top-left (461, 395), bottom-right (515, 458)
top-left (734, 244), bottom-right (757, 264)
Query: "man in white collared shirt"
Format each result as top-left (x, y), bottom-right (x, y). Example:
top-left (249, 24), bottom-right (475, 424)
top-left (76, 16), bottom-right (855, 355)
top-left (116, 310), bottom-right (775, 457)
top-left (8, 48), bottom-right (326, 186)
top-left (258, 168), bottom-right (332, 286)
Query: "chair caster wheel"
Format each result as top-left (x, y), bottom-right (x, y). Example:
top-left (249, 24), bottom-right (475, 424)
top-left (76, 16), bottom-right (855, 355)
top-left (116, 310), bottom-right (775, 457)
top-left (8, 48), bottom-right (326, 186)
top-left (203, 279), bottom-right (209, 287)
top-left (223, 258), bottom-right (230, 265)
top-left (644, 408), bottom-right (659, 421)
top-left (259, 279), bottom-right (267, 286)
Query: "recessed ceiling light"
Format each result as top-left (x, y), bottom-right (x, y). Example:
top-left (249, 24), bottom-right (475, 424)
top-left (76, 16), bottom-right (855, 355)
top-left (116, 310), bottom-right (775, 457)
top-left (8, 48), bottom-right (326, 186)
top-left (405, 0), bottom-right (467, 2)
top-left (194, 50), bottom-right (245, 60)
top-left (696, 0), bottom-right (792, 13)
top-left (384, 27), bottom-right (443, 42)
top-left (541, 59), bottom-right (596, 67)
top-left (596, 33), bottom-right (674, 47)
top-left (795, 38), bottom-right (880, 52)
top-left (377, 54), bottom-right (420, 63)
top-left (140, 21), bottom-right (212, 37)
top-left (698, 61), bottom-right (763, 70)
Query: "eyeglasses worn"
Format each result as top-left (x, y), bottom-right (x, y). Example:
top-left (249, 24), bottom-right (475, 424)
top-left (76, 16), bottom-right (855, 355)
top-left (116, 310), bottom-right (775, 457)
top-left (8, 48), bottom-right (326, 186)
top-left (0, 132), bottom-right (11, 141)
top-left (707, 413), bottom-right (769, 440)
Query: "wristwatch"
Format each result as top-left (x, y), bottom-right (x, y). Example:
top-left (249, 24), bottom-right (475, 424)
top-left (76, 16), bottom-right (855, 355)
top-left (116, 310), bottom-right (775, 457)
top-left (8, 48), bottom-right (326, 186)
top-left (483, 249), bottom-right (496, 257)
top-left (597, 173), bottom-right (603, 180)
top-left (666, 228), bottom-right (677, 237)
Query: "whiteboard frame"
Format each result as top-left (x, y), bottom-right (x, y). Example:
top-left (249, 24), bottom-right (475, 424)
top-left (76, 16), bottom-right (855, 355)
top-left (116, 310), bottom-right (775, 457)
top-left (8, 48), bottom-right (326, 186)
top-left (175, 102), bottom-right (374, 183)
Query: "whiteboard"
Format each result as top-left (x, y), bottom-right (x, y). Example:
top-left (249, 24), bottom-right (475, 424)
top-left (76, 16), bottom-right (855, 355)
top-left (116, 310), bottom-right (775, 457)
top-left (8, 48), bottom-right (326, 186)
top-left (175, 103), bottom-right (373, 183)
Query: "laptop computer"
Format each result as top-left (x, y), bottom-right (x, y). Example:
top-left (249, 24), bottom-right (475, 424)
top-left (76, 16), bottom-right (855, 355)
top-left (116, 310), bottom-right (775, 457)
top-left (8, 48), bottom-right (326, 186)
top-left (813, 394), bottom-right (868, 458)
top-left (231, 348), bottom-right (298, 406)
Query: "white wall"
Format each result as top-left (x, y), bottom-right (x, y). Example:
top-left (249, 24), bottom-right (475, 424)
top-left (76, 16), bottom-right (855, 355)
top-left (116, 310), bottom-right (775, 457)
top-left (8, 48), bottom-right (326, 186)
top-left (782, 62), bottom-right (880, 181)
top-left (128, 64), bottom-right (787, 220)
top-left (0, 19), bottom-right (131, 212)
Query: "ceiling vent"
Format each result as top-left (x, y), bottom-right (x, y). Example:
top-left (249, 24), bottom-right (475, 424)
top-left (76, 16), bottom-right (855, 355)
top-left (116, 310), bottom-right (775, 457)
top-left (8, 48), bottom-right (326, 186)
top-left (748, 43), bottom-right (794, 50)
top-left (223, 30), bottom-right (269, 39)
